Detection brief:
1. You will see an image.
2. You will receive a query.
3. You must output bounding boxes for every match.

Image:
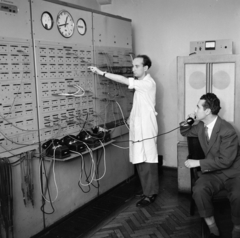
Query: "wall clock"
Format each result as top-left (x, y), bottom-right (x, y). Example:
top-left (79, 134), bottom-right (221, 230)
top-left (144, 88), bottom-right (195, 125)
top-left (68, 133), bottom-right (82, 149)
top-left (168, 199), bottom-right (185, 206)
top-left (57, 10), bottom-right (75, 38)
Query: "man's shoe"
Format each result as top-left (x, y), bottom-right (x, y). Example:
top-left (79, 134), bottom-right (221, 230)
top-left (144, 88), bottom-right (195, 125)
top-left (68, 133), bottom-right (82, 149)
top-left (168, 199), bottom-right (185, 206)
top-left (135, 191), bottom-right (144, 198)
top-left (136, 194), bottom-right (157, 207)
top-left (208, 233), bottom-right (220, 238)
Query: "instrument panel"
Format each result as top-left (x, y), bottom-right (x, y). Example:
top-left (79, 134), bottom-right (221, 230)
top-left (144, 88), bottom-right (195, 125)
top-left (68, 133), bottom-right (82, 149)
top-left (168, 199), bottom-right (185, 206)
top-left (0, 0), bottom-right (133, 157)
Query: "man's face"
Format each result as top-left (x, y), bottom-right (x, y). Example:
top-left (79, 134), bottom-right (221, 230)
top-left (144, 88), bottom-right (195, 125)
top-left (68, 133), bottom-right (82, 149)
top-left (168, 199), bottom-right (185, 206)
top-left (194, 99), bottom-right (208, 121)
top-left (132, 57), bottom-right (146, 78)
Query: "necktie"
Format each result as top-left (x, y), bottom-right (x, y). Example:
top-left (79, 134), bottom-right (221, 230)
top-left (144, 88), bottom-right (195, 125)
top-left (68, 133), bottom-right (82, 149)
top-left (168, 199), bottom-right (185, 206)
top-left (204, 126), bottom-right (209, 143)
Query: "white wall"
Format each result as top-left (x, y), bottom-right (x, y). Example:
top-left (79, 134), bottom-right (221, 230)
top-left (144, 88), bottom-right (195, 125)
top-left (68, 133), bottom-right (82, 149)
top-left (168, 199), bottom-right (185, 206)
top-left (102, 0), bottom-right (240, 167)
top-left (60, 0), bottom-right (101, 10)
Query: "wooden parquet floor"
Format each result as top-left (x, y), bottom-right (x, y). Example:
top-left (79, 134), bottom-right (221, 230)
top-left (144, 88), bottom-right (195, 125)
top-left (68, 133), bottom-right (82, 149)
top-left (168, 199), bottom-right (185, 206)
top-left (34, 168), bottom-right (232, 238)
top-left (86, 169), bottom-right (233, 238)
top-left (85, 169), bottom-right (203, 238)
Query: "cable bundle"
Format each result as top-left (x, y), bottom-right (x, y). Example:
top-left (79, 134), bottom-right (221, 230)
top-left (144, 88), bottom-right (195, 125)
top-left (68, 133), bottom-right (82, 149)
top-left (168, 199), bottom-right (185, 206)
top-left (0, 158), bottom-right (13, 238)
top-left (20, 151), bottom-right (34, 207)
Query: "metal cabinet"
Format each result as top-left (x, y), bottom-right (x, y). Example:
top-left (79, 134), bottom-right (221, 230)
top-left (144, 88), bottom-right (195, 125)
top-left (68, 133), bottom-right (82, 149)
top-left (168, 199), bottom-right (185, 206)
top-left (177, 54), bottom-right (240, 192)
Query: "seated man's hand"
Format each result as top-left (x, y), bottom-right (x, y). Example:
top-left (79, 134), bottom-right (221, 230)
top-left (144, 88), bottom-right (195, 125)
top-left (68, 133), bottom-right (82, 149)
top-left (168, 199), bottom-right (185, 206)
top-left (185, 159), bottom-right (200, 168)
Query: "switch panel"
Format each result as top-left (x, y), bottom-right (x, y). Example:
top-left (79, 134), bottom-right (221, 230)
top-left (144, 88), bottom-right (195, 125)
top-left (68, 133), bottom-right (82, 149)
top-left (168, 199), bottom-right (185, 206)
top-left (190, 39), bottom-right (232, 55)
top-left (0, 39), bottom-right (39, 154)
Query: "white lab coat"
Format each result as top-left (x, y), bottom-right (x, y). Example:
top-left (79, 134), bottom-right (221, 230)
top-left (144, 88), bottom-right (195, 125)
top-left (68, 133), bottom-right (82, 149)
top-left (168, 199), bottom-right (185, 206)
top-left (128, 74), bottom-right (158, 164)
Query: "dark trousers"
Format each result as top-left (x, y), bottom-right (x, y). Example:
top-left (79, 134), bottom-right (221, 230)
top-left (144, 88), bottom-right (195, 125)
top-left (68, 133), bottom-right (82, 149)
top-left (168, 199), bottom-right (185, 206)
top-left (193, 171), bottom-right (240, 225)
top-left (136, 162), bottom-right (159, 196)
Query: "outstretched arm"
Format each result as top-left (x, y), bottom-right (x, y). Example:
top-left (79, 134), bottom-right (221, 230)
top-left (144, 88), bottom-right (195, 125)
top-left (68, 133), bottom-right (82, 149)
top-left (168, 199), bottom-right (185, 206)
top-left (88, 66), bottom-right (129, 86)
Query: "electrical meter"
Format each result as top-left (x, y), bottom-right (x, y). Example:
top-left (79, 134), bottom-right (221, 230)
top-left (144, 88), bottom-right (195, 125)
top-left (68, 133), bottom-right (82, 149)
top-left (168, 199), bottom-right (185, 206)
top-left (41, 12), bottom-right (54, 30)
top-left (77, 18), bottom-right (87, 35)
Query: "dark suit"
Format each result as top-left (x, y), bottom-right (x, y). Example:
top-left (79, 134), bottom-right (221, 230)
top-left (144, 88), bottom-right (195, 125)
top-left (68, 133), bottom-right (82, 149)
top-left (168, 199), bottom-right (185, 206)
top-left (180, 116), bottom-right (240, 225)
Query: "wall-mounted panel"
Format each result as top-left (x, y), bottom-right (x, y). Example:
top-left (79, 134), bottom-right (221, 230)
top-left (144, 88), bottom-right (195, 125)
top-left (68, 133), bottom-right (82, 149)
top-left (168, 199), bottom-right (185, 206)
top-left (35, 41), bottom-right (95, 142)
top-left (93, 13), bottom-right (133, 137)
top-left (0, 0), bottom-right (31, 39)
top-left (0, 37), bottom-right (39, 156)
top-left (31, 0), bottom-right (96, 143)
top-left (0, 1), bottom-right (39, 156)
top-left (0, 1), bottom-right (134, 237)
top-left (93, 13), bottom-right (132, 48)
top-left (31, 0), bottom-right (93, 45)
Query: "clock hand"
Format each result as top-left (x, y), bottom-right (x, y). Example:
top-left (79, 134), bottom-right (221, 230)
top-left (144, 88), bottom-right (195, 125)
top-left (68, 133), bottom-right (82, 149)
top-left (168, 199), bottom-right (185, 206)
top-left (58, 22), bottom-right (69, 27)
top-left (65, 16), bottom-right (69, 26)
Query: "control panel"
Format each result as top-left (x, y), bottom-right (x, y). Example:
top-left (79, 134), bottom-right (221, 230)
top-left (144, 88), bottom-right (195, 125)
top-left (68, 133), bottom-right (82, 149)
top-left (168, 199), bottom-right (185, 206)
top-left (0, 0), bottom-right (133, 157)
top-left (190, 39), bottom-right (232, 55)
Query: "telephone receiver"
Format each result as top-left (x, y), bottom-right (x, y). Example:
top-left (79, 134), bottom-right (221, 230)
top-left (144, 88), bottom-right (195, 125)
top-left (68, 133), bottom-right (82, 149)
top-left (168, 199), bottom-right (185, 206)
top-left (186, 117), bottom-right (195, 125)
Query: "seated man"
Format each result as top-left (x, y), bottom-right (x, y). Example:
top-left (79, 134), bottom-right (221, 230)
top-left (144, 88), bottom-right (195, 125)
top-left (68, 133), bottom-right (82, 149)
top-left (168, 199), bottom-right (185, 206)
top-left (180, 93), bottom-right (240, 238)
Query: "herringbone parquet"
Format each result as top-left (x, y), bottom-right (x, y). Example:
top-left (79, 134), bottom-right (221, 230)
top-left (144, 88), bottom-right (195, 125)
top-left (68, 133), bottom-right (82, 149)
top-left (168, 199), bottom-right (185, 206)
top-left (33, 169), bottom-right (232, 238)
top-left (88, 169), bottom-right (202, 238)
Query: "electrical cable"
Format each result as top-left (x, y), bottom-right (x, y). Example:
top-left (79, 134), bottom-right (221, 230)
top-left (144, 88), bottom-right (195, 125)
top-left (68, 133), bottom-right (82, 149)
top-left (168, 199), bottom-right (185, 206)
top-left (76, 144), bottom-right (95, 187)
top-left (39, 156), bottom-right (55, 215)
top-left (40, 148), bottom-right (59, 204)
top-left (0, 115), bottom-right (39, 132)
top-left (115, 100), bottom-right (129, 130)
top-left (113, 126), bottom-right (180, 144)
top-left (52, 84), bottom-right (85, 97)
top-left (71, 150), bottom-right (91, 193)
top-left (93, 140), bottom-right (106, 181)
top-left (111, 143), bottom-right (129, 149)
top-left (90, 147), bottom-right (103, 192)
top-left (0, 128), bottom-right (39, 146)
top-left (0, 143), bottom-right (17, 157)
top-left (20, 151), bottom-right (34, 206)
top-left (79, 112), bottom-right (89, 134)
top-left (8, 154), bottom-right (26, 166)
top-left (0, 157), bottom-right (14, 238)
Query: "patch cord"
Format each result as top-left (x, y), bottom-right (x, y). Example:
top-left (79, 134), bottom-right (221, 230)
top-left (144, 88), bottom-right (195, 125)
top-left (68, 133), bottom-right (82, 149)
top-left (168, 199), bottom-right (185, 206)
top-left (70, 137), bottom-right (106, 185)
top-left (39, 148), bottom-right (59, 204)
top-left (52, 83), bottom-right (85, 97)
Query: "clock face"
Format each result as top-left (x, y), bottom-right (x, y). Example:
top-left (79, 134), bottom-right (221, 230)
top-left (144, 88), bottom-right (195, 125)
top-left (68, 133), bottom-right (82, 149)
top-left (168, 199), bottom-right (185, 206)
top-left (77, 18), bottom-right (87, 35)
top-left (41, 12), bottom-right (54, 30)
top-left (57, 10), bottom-right (75, 38)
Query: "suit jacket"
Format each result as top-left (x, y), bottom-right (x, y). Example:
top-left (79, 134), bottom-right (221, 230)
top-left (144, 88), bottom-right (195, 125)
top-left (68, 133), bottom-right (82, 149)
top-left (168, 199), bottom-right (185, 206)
top-left (180, 116), bottom-right (240, 178)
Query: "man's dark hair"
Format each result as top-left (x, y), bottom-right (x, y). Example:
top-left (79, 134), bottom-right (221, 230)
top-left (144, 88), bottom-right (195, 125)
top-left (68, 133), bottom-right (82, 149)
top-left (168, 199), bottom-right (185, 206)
top-left (135, 55), bottom-right (152, 69)
top-left (200, 93), bottom-right (221, 115)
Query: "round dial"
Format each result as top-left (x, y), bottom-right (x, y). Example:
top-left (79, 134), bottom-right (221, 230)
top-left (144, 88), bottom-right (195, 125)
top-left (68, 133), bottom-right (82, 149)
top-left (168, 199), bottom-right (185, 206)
top-left (57, 10), bottom-right (75, 38)
top-left (77, 18), bottom-right (87, 35)
top-left (41, 12), bottom-right (54, 30)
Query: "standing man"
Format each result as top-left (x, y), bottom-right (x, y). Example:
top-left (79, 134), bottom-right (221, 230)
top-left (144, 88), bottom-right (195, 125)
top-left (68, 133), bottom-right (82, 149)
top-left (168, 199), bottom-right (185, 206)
top-left (89, 55), bottom-right (159, 207)
top-left (180, 93), bottom-right (240, 238)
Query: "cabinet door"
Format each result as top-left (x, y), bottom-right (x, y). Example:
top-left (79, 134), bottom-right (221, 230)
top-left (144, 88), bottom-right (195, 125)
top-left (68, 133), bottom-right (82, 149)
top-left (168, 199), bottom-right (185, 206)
top-left (185, 63), bottom-right (207, 118)
top-left (211, 63), bottom-right (235, 122)
top-left (178, 54), bottom-right (240, 140)
top-left (177, 54), bottom-right (240, 193)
